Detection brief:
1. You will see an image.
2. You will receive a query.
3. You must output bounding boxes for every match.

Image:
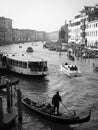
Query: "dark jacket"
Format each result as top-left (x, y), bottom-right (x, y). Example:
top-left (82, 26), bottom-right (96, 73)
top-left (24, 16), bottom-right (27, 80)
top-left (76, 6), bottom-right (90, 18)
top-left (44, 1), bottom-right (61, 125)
top-left (52, 93), bottom-right (62, 107)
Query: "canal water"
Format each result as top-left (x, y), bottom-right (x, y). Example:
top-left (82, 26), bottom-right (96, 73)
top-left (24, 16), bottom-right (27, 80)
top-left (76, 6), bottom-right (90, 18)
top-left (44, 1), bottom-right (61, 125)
top-left (0, 42), bottom-right (98, 130)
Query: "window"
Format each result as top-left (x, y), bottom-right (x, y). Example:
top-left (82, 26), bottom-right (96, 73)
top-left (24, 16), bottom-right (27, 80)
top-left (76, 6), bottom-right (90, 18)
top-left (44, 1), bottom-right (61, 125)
top-left (92, 31), bottom-right (93, 37)
top-left (19, 61), bottom-right (22, 67)
top-left (88, 32), bottom-right (89, 36)
top-left (94, 23), bottom-right (95, 27)
top-left (23, 62), bottom-right (27, 68)
top-left (94, 31), bottom-right (95, 37)
top-left (96, 23), bottom-right (97, 27)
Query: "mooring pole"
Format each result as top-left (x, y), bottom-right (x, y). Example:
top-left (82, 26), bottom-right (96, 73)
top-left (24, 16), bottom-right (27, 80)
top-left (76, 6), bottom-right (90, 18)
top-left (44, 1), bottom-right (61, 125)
top-left (6, 81), bottom-right (11, 113)
top-left (10, 82), bottom-right (13, 108)
top-left (0, 97), bottom-right (4, 128)
top-left (17, 89), bottom-right (22, 122)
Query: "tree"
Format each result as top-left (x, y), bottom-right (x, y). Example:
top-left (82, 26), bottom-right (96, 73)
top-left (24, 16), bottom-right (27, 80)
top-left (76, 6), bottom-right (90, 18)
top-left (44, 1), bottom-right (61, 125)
top-left (59, 28), bottom-right (65, 42)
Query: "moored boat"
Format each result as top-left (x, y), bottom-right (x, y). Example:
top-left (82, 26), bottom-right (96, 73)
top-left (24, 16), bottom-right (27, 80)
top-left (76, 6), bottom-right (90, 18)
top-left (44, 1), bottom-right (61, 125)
top-left (22, 97), bottom-right (91, 125)
top-left (1, 53), bottom-right (48, 77)
top-left (60, 62), bottom-right (81, 77)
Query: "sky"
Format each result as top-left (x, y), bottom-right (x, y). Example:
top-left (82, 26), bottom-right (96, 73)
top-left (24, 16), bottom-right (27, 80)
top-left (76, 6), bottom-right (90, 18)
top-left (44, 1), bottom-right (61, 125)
top-left (0, 0), bottom-right (98, 32)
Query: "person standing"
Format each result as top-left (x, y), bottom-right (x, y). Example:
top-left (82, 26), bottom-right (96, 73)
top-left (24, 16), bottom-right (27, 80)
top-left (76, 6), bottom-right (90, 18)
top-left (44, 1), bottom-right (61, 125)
top-left (52, 91), bottom-right (62, 114)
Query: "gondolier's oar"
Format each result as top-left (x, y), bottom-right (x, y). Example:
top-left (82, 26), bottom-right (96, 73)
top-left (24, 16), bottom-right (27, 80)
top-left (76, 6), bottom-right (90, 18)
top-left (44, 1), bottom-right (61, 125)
top-left (61, 102), bottom-right (76, 116)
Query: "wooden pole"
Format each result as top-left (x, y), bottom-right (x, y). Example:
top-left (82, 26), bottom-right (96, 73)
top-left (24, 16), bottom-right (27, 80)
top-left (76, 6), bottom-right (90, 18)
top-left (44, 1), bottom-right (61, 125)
top-left (0, 97), bottom-right (4, 128)
top-left (6, 81), bottom-right (11, 113)
top-left (17, 89), bottom-right (22, 121)
top-left (10, 82), bottom-right (13, 108)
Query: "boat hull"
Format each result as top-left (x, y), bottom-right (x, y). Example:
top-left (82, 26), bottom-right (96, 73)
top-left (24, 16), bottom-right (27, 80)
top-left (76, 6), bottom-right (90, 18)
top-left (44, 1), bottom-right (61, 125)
top-left (8, 65), bottom-right (48, 76)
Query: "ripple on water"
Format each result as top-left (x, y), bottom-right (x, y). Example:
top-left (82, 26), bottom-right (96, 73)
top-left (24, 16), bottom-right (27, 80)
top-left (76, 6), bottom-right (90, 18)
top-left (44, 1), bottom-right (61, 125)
top-left (1, 43), bottom-right (98, 130)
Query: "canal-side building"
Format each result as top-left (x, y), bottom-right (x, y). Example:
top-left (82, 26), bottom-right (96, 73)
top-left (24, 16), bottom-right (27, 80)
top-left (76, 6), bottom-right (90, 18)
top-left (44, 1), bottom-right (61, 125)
top-left (68, 14), bottom-right (82, 44)
top-left (0, 16), bottom-right (47, 44)
top-left (68, 6), bottom-right (90, 45)
top-left (12, 29), bottom-right (35, 43)
top-left (46, 31), bottom-right (59, 42)
top-left (85, 20), bottom-right (98, 47)
top-left (0, 17), bottom-right (12, 44)
top-left (35, 31), bottom-right (46, 42)
top-left (12, 29), bottom-right (47, 43)
top-left (68, 4), bottom-right (98, 47)
top-left (12, 29), bottom-right (22, 43)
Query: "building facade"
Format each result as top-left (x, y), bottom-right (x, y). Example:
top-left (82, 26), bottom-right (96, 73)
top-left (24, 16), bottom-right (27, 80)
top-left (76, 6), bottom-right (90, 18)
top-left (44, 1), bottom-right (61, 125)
top-left (68, 14), bottom-right (82, 44)
top-left (68, 4), bottom-right (98, 47)
top-left (12, 29), bottom-right (47, 43)
top-left (0, 17), bottom-right (47, 44)
top-left (0, 17), bottom-right (12, 44)
top-left (45, 31), bottom-right (59, 42)
top-left (86, 20), bottom-right (98, 47)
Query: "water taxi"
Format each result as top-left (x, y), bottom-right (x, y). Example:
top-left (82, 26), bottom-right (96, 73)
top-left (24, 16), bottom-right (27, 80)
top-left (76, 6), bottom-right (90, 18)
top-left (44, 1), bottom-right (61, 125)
top-left (1, 53), bottom-right (48, 76)
top-left (60, 62), bottom-right (81, 77)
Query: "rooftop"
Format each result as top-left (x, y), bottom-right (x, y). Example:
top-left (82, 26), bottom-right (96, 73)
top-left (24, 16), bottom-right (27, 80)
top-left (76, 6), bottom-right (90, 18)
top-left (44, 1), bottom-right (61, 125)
top-left (5, 53), bottom-right (45, 62)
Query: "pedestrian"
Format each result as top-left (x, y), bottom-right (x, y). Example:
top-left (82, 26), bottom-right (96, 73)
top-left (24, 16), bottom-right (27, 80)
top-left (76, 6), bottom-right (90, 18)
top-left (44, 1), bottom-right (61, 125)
top-left (52, 91), bottom-right (62, 114)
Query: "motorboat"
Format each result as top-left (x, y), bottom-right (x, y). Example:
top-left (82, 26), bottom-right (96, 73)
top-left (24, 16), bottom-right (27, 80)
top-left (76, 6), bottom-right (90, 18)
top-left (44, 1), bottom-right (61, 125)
top-left (60, 62), bottom-right (81, 77)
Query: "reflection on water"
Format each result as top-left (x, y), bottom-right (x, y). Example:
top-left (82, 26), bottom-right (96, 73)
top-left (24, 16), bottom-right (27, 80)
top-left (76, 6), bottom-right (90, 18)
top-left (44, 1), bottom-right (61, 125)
top-left (0, 42), bottom-right (98, 130)
top-left (19, 107), bottom-right (75, 130)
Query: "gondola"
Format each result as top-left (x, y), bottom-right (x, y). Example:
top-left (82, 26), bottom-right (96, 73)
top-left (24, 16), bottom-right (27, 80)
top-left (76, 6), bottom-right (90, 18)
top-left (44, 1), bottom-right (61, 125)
top-left (22, 97), bottom-right (91, 125)
top-left (0, 79), bottom-right (20, 90)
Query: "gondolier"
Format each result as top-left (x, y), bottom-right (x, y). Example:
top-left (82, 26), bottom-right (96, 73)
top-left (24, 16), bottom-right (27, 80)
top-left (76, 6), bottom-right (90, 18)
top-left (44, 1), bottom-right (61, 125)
top-left (52, 91), bottom-right (62, 114)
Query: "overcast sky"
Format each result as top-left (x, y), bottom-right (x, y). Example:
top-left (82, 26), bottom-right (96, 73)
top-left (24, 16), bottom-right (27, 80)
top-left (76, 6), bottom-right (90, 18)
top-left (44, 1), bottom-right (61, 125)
top-left (0, 0), bottom-right (98, 32)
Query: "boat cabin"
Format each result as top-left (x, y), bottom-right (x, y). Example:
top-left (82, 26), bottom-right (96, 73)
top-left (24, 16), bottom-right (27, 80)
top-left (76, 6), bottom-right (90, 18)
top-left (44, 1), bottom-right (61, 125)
top-left (26, 47), bottom-right (33, 52)
top-left (64, 63), bottom-right (78, 71)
